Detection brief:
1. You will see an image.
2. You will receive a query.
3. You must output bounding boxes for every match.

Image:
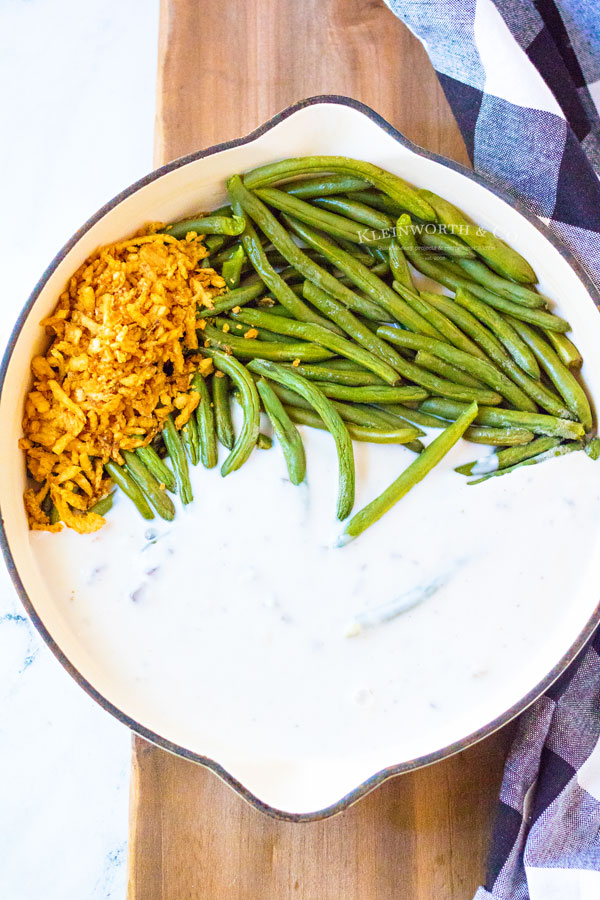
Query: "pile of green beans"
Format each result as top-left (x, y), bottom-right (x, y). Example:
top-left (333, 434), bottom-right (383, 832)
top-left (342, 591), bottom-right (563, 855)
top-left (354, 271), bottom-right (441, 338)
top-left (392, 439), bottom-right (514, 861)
top-left (95, 156), bottom-right (595, 541)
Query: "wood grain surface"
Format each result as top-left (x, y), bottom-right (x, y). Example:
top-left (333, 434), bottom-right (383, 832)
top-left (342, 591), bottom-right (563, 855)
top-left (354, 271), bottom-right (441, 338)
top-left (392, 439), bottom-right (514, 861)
top-left (154, 0), bottom-right (470, 167)
top-left (128, 1), bottom-right (510, 898)
top-left (128, 729), bottom-right (511, 900)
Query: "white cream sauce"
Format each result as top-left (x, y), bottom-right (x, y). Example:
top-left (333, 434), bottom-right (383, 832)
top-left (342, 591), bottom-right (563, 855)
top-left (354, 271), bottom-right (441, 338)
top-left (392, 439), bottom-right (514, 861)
top-left (30, 406), bottom-right (600, 783)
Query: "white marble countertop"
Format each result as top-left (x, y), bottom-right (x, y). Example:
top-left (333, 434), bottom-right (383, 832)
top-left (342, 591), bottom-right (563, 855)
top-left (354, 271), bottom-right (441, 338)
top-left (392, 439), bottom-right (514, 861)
top-left (0, 2), bottom-right (159, 896)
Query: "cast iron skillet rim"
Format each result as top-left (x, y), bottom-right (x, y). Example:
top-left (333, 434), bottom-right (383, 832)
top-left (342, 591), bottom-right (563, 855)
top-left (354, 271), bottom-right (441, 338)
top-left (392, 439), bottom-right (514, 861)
top-left (1, 94), bottom-right (599, 822)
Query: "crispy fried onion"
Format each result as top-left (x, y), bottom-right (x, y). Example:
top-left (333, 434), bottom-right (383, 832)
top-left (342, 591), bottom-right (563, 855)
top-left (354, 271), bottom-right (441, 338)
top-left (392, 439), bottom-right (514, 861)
top-left (21, 228), bottom-right (225, 532)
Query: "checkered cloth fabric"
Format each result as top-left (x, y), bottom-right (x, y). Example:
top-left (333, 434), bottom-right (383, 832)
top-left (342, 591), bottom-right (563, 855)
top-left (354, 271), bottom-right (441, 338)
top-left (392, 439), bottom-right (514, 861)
top-left (384, 2), bottom-right (600, 897)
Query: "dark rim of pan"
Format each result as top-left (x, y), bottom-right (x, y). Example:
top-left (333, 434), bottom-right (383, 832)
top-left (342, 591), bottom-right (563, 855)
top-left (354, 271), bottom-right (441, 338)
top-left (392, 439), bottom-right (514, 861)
top-left (1, 95), bottom-right (599, 822)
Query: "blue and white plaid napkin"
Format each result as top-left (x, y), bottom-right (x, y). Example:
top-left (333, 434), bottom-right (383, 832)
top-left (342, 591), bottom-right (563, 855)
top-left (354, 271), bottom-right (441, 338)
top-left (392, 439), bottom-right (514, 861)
top-left (384, 2), bottom-right (600, 897)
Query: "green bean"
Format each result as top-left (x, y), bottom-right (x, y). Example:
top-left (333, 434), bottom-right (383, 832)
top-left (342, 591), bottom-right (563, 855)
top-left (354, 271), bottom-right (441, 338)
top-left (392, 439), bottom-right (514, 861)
top-left (262, 246), bottom-right (292, 264)
top-left (359, 404), bottom-right (424, 434)
top-left (122, 450), bottom-right (176, 520)
top-left (339, 402), bottom-right (478, 543)
top-left (227, 175), bottom-right (388, 321)
top-left (242, 156), bottom-right (436, 221)
top-left (333, 236), bottom-right (377, 266)
top-left (135, 446), bottom-right (177, 491)
top-left (282, 174), bottom-right (371, 198)
top-left (369, 417), bottom-right (528, 447)
top-left (246, 286), bottom-right (295, 303)
top-left (418, 230), bottom-right (476, 259)
top-left (397, 213), bottom-right (523, 301)
top-left (443, 258), bottom-right (549, 310)
top-left (192, 373), bottom-right (218, 468)
top-left (322, 194), bottom-right (472, 259)
top-left (339, 403), bottom-right (426, 450)
top-left (164, 215), bottom-right (246, 240)
top-left (230, 308), bottom-right (401, 385)
top-left (373, 403), bottom-right (445, 429)
top-left (336, 260), bottom-right (391, 289)
top-left (326, 357), bottom-right (377, 371)
top-left (286, 405), bottom-right (420, 444)
top-left (200, 281), bottom-right (266, 318)
top-left (280, 362), bottom-right (385, 386)
top-left (376, 327), bottom-right (523, 408)
top-left (312, 195), bottom-right (394, 230)
top-left (360, 332), bottom-right (507, 404)
top-left (261, 246), bottom-right (327, 268)
top-left (457, 258), bottom-right (546, 305)
top-left (255, 187), bottom-right (389, 245)
top-left (105, 460), bottom-right (155, 520)
top-left (417, 191), bottom-right (536, 283)
top-left (543, 330), bottom-right (582, 368)
top-left (258, 302), bottom-right (293, 316)
top-left (227, 182), bottom-right (338, 329)
top-left (278, 384), bottom-right (396, 429)
top-left (397, 215), bottom-right (567, 330)
top-left (415, 350), bottom-right (487, 389)
top-left (208, 204), bottom-right (234, 217)
top-left (161, 416), bottom-right (193, 504)
top-left (212, 373), bottom-right (235, 450)
top-left (462, 426), bottom-right (534, 446)
top-left (456, 436), bottom-right (561, 476)
top-left (40, 492), bottom-right (53, 519)
top-left (452, 289), bottom-right (540, 378)
top-left (257, 433), bottom-right (273, 449)
top-left (248, 360), bottom-right (354, 519)
top-left (256, 378), bottom-right (306, 484)
top-left (244, 325), bottom-right (303, 344)
top-left (347, 188), bottom-right (404, 217)
top-left (181, 416), bottom-right (200, 466)
top-left (388, 238), bottom-right (415, 290)
top-left (419, 398), bottom-right (585, 439)
top-left (216, 317), bottom-right (300, 344)
top-left (505, 317), bottom-right (593, 430)
top-left (435, 264), bottom-right (568, 330)
top-left (585, 437), bottom-right (600, 460)
top-left (366, 246), bottom-right (388, 265)
top-left (221, 244), bottom-right (245, 290)
top-left (88, 491), bottom-right (115, 517)
top-left (366, 260), bottom-right (390, 278)
top-left (467, 441), bottom-right (583, 484)
top-left (305, 383), bottom-right (428, 404)
top-left (265, 249), bottom-right (326, 271)
top-left (201, 348), bottom-right (261, 477)
top-left (391, 282), bottom-right (489, 361)
top-left (203, 324), bottom-right (336, 362)
top-left (210, 241), bottom-right (243, 268)
top-left (261, 380), bottom-right (395, 430)
top-left (282, 214), bottom-right (445, 337)
top-left (301, 281), bottom-right (409, 375)
top-left (425, 256), bottom-right (546, 311)
top-left (204, 235), bottom-right (227, 254)
top-left (422, 291), bottom-right (572, 417)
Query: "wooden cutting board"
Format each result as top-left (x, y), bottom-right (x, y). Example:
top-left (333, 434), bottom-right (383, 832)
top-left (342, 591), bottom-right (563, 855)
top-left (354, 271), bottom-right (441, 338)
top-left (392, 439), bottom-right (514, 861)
top-left (128, 2), bottom-right (512, 897)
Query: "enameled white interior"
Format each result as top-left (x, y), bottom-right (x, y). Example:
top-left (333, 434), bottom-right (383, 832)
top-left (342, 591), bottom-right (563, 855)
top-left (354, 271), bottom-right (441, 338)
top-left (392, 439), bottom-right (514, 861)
top-left (2, 102), bottom-right (600, 814)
